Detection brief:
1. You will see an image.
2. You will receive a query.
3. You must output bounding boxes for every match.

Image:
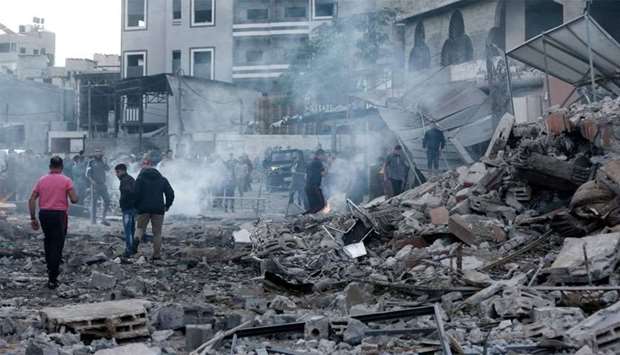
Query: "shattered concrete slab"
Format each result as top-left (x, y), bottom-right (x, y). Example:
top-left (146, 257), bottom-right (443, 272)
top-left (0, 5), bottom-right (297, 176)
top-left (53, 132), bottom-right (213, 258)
top-left (566, 300), bottom-right (620, 354)
top-left (549, 233), bottom-right (620, 283)
top-left (41, 299), bottom-right (151, 340)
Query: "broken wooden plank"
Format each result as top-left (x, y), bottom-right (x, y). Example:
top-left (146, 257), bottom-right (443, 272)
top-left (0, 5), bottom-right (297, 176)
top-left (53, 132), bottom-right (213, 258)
top-left (484, 113), bottom-right (515, 159)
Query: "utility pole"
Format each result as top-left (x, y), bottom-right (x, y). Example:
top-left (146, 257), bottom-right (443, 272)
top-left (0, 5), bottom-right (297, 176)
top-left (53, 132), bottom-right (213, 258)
top-left (87, 85), bottom-right (92, 138)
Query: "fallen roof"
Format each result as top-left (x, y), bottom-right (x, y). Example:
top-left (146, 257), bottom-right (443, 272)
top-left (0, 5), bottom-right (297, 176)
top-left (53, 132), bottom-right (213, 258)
top-left (507, 15), bottom-right (620, 95)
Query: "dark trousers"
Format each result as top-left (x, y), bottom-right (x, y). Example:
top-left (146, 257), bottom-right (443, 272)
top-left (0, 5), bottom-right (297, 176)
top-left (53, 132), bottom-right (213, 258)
top-left (390, 179), bottom-right (405, 196)
top-left (39, 210), bottom-right (67, 283)
top-left (122, 209), bottom-right (136, 256)
top-left (427, 149), bottom-right (440, 170)
top-left (224, 185), bottom-right (235, 212)
top-left (305, 185), bottom-right (326, 214)
top-left (91, 183), bottom-right (110, 223)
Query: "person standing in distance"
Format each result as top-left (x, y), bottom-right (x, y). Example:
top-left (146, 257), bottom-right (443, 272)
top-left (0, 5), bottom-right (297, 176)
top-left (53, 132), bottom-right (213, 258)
top-left (29, 156), bottom-right (79, 289)
top-left (115, 163), bottom-right (137, 257)
top-left (304, 149), bottom-right (327, 214)
top-left (133, 159), bottom-right (175, 261)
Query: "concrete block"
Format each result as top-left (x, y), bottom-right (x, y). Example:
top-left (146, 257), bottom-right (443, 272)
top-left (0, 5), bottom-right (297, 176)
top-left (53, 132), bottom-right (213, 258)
top-left (183, 304), bottom-right (215, 326)
top-left (156, 304), bottom-right (185, 330)
top-left (566, 300), bottom-right (620, 353)
top-left (94, 343), bottom-right (161, 355)
top-left (430, 207), bottom-right (449, 225)
top-left (304, 316), bottom-right (329, 340)
top-left (26, 339), bottom-right (59, 355)
top-left (448, 214), bottom-right (477, 246)
top-left (185, 324), bottom-right (213, 352)
top-left (89, 271), bottom-right (116, 290)
top-left (343, 318), bottom-right (368, 346)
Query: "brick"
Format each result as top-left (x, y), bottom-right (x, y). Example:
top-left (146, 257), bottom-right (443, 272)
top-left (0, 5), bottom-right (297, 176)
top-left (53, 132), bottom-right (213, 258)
top-left (448, 214), bottom-right (477, 246)
top-left (185, 324), bottom-right (213, 352)
top-left (430, 207), bottom-right (449, 225)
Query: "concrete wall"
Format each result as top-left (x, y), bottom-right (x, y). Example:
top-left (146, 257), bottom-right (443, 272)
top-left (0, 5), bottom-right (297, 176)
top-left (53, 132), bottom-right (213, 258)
top-left (121, 0), bottom-right (234, 82)
top-left (0, 74), bottom-right (74, 152)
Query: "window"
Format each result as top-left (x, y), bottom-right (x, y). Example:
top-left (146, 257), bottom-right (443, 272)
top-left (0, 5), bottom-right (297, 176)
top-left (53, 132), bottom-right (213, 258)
top-left (247, 9), bottom-right (268, 21)
top-left (190, 48), bottom-right (213, 79)
top-left (246, 50), bottom-right (263, 64)
top-left (313, 0), bottom-right (336, 19)
top-left (10, 43), bottom-right (16, 52)
top-left (33, 49), bottom-right (39, 55)
top-left (0, 43), bottom-right (11, 53)
top-left (124, 51), bottom-right (146, 78)
top-left (126, 0), bottom-right (147, 29)
top-left (173, 0), bottom-right (182, 20)
top-left (40, 48), bottom-right (46, 55)
top-left (172, 50), bottom-right (181, 74)
top-left (286, 7), bottom-right (306, 18)
top-left (191, 0), bottom-right (214, 26)
top-left (19, 47), bottom-right (26, 54)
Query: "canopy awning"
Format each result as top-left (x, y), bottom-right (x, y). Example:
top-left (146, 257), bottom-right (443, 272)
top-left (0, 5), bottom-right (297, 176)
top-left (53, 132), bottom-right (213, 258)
top-left (507, 15), bottom-right (620, 95)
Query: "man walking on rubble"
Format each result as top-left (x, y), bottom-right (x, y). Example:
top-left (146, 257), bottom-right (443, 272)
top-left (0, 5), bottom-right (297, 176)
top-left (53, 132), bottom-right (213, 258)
top-left (115, 164), bottom-right (136, 257)
top-left (86, 149), bottom-right (111, 225)
top-left (304, 149), bottom-right (327, 214)
top-left (133, 159), bottom-right (175, 261)
top-left (423, 122), bottom-right (446, 173)
top-left (384, 145), bottom-right (410, 197)
top-left (29, 156), bottom-right (79, 289)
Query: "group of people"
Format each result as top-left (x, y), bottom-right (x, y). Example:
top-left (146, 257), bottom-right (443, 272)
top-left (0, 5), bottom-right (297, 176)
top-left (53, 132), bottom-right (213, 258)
top-left (28, 153), bottom-right (175, 289)
top-left (210, 153), bottom-right (254, 213)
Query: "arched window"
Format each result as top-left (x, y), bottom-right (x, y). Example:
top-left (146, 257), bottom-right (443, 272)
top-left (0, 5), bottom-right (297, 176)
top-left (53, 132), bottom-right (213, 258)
top-left (441, 10), bottom-right (473, 66)
top-left (409, 22), bottom-right (431, 71)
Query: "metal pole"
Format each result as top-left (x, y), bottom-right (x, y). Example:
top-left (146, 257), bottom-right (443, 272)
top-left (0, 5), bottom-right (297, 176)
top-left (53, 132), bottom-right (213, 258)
top-left (87, 85), bottom-right (92, 138)
top-left (138, 94), bottom-right (144, 153)
top-left (585, 9), bottom-right (597, 102)
top-left (542, 36), bottom-right (552, 108)
top-left (503, 49), bottom-right (516, 116)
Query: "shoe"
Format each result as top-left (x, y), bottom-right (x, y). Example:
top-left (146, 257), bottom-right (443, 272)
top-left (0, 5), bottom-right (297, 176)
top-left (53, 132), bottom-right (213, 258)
top-left (47, 280), bottom-right (59, 289)
top-left (132, 239), bottom-right (140, 254)
top-left (151, 256), bottom-right (162, 262)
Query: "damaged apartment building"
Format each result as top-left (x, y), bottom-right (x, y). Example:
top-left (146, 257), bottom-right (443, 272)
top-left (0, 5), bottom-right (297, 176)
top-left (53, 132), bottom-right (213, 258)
top-left (357, 0), bottom-right (620, 172)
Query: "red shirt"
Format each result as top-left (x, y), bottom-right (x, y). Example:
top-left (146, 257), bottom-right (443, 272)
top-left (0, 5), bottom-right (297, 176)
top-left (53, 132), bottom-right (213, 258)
top-left (33, 172), bottom-right (74, 211)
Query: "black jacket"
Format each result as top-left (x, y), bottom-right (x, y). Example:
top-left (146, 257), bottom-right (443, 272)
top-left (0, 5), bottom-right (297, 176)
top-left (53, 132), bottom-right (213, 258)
top-left (134, 168), bottom-right (175, 214)
top-left (118, 173), bottom-right (136, 211)
top-left (423, 127), bottom-right (446, 151)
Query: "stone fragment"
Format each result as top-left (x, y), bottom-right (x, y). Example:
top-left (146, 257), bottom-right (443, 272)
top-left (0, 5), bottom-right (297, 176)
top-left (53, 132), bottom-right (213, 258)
top-left (26, 339), bottom-right (59, 355)
top-left (156, 304), bottom-right (185, 330)
top-left (151, 329), bottom-right (174, 342)
top-left (566, 300), bottom-right (620, 353)
top-left (344, 282), bottom-right (372, 311)
top-left (549, 232), bottom-right (620, 283)
top-left (185, 324), bottom-right (213, 351)
top-left (448, 214), bottom-right (477, 246)
top-left (304, 316), bottom-right (329, 340)
top-left (268, 296), bottom-right (296, 312)
top-left (94, 343), bottom-right (161, 355)
top-left (343, 318), bottom-right (368, 346)
top-left (430, 207), bottom-right (449, 225)
top-left (524, 307), bottom-right (585, 339)
top-left (89, 271), bottom-right (116, 290)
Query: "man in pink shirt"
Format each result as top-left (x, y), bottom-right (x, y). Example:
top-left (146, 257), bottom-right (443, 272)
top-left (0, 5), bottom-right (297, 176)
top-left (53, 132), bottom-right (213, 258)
top-left (29, 156), bottom-right (79, 289)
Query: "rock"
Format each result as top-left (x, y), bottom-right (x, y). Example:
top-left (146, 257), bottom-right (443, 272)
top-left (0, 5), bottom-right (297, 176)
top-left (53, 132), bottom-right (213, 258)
top-left (94, 343), bottom-right (161, 355)
top-left (344, 282), bottom-right (372, 311)
top-left (549, 233), bottom-right (620, 283)
top-left (155, 304), bottom-right (185, 330)
top-left (49, 332), bottom-right (81, 346)
top-left (394, 245), bottom-right (413, 260)
top-left (448, 214), bottom-right (477, 246)
top-left (566, 300), bottom-right (620, 353)
top-left (84, 253), bottom-right (108, 265)
top-left (26, 338), bottom-right (59, 355)
top-left (429, 207), bottom-right (449, 225)
top-left (268, 296), bottom-right (296, 313)
top-left (0, 316), bottom-right (16, 336)
top-left (304, 316), bottom-right (329, 340)
top-left (574, 345), bottom-right (595, 355)
top-left (602, 291), bottom-right (619, 305)
top-left (343, 318), bottom-right (368, 346)
top-left (152, 329), bottom-right (174, 342)
top-left (91, 338), bottom-right (117, 351)
top-left (185, 324), bottom-right (213, 351)
top-left (89, 271), bottom-right (116, 290)
top-left (349, 304), bottom-right (378, 316)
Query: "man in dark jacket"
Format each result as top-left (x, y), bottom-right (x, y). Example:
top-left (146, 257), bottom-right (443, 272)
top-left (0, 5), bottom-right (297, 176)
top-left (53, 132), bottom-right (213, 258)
top-left (304, 149), bottom-right (327, 214)
top-left (423, 122), bottom-right (446, 172)
top-left (133, 160), bottom-right (174, 260)
top-left (384, 145), bottom-right (410, 197)
top-left (115, 164), bottom-right (136, 257)
top-left (86, 149), bottom-right (111, 225)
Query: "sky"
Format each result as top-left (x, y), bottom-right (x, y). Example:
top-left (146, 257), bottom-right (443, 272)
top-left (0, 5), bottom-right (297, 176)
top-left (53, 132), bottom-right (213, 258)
top-left (1, 0), bottom-right (121, 66)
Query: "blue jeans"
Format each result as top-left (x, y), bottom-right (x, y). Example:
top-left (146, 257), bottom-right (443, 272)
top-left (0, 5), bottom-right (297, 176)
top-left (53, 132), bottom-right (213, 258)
top-left (122, 209), bottom-right (136, 256)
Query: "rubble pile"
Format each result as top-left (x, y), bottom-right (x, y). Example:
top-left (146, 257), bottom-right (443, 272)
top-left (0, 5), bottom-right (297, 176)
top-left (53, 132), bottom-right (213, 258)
top-left (5, 98), bottom-right (620, 354)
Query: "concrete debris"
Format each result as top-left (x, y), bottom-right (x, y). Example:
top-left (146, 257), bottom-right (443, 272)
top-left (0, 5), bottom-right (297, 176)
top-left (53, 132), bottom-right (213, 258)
top-left (8, 96), bottom-right (620, 354)
top-left (549, 233), bottom-right (620, 283)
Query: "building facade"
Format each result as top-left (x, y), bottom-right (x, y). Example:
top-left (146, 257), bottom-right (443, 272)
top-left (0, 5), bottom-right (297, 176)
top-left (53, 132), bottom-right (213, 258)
top-left (0, 22), bottom-right (56, 80)
top-left (120, 0), bottom-right (337, 91)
